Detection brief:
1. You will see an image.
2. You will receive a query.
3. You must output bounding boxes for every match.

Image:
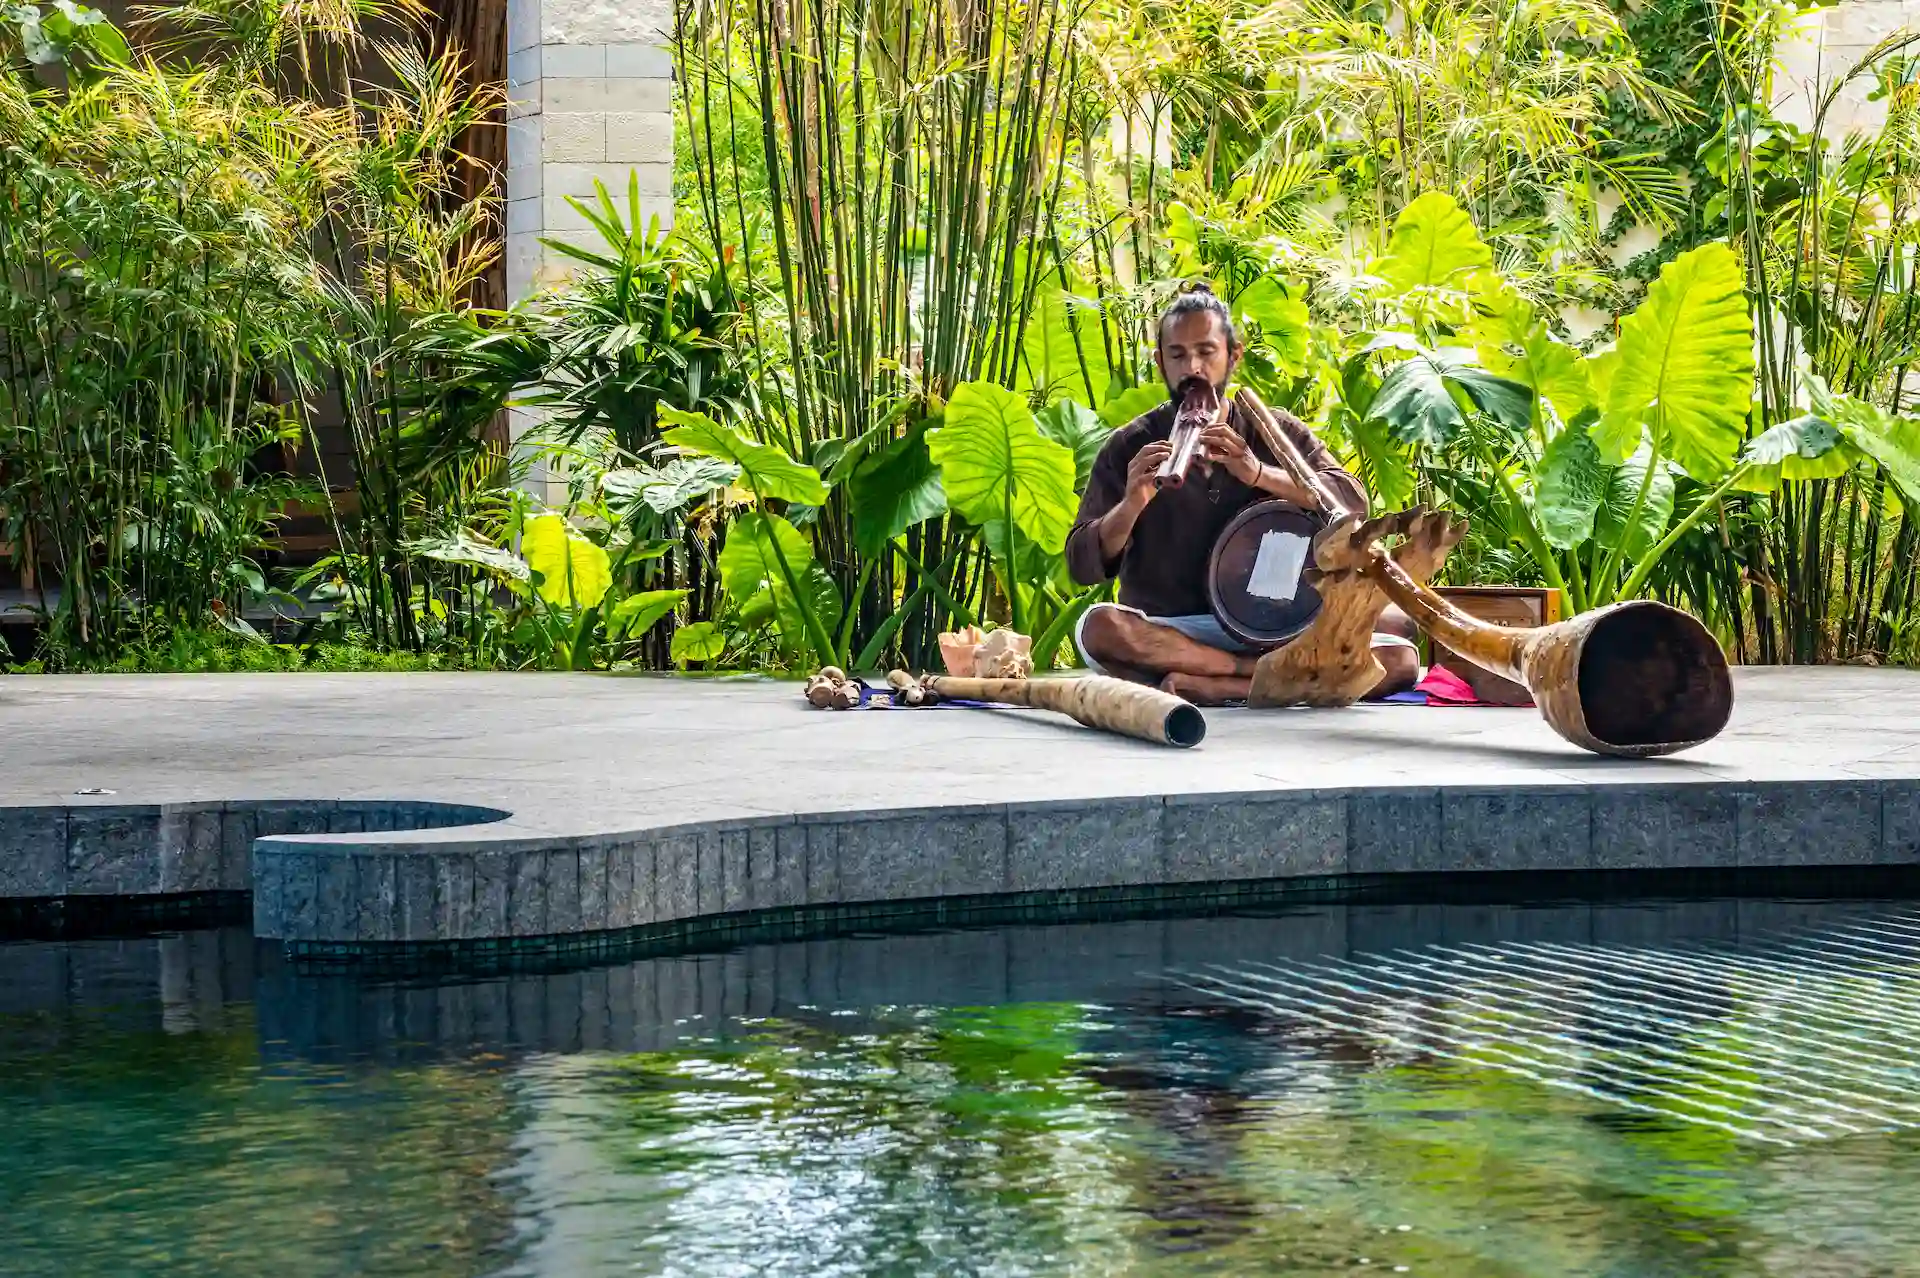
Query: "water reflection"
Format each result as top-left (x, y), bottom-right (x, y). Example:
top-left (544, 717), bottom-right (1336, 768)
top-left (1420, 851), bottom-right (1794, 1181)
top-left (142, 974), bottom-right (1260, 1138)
top-left (5, 897), bottom-right (1920, 1276)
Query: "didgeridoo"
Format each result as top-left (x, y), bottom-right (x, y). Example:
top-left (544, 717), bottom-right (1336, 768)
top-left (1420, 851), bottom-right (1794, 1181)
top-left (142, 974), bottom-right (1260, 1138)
top-left (1232, 388), bottom-right (1732, 758)
top-left (923, 674), bottom-right (1207, 748)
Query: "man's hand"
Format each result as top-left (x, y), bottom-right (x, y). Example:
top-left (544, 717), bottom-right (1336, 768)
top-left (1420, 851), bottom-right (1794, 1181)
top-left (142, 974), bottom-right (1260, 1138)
top-left (1123, 441), bottom-right (1173, 508)
top-left (1201, 424), bottom-right (1262, 486)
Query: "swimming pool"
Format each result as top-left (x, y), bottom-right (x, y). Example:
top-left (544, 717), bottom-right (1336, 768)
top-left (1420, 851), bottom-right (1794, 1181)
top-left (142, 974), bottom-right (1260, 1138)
top-left (7, 892), bottom-right (1920, 1276)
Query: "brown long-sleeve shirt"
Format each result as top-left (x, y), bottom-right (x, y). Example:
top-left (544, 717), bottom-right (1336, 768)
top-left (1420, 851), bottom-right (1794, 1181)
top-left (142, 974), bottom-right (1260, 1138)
top-left (1064, 397), bottom-right (1367, 618)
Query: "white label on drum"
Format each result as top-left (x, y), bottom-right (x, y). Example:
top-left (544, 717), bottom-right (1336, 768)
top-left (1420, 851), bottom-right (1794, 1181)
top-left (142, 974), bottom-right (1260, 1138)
top-left (1245, 530), bottom-right (1310, 602)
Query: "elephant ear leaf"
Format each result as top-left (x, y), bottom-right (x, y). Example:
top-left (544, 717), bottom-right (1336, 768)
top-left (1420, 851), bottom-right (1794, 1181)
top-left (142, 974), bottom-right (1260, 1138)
top-left (1035, 399), bottom-right (1110, 490)
top-left (608, 588), bottom-right (689, 639)
top-left (1020, 279), bottom-right (1112, 407)
top-left (1375, 191), bottom-right (1494, 295)
top-left (1230, 276), bottom-right (1312, 375)
top-left (1534, 417), bottom-right (1608, 549)
top-left (1602, 241), bottom-right (1754, 481)
top-left (1735, 413), bottom-right (1854, 491)
top-left (521, 514), bottom-right (611, 609)
top-left (1594, 445), bottom-right (1677, 564)
top-left (659, 404), bottom-right (828, 504)
top-left (715, 510), bottom-right (841, 653)
top-left (1099, 382), bottom-right (1166, 429)
top-left (1369, 349), bottom-right (1532, 449)
top-left (849, 422), bottom-right (948, 558)
top-left (928, 381), bottom-right (1078, 553)
top-left (1828, 397), bottom-right (1920, 502)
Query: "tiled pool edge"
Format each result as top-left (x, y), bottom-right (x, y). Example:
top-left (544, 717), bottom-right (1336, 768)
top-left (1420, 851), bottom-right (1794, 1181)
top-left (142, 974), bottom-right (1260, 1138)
top-left (245, 778), bottom-right (1916, 954)
top-left (2, 781), bottom-right (1908, 958)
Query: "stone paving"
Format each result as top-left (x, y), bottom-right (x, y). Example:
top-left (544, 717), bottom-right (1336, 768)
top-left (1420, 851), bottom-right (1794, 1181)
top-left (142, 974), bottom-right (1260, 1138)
top-left (0, 668), bottom-right (1914, 951)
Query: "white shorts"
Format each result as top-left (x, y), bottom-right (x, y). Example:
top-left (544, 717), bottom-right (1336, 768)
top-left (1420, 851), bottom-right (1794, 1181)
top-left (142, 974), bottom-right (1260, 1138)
top-left (1073, 601), bottom-right (1414, 675)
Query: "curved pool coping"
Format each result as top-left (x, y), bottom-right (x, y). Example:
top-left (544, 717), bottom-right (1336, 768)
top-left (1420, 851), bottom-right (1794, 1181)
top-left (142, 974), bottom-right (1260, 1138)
top-left (216, 776), bottom-right (1915, 957)
top-left (1, 779), bottom-right (1912, 960)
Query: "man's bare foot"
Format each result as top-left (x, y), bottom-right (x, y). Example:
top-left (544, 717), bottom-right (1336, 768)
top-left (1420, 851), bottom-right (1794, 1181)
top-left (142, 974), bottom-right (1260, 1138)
top-left (1159, 671), bottom-right (1252, 705)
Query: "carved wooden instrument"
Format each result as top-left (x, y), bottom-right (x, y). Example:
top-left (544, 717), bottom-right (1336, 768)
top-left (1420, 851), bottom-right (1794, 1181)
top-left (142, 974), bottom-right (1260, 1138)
top-left (907, 673), bottom-right (1208, 748)
top-left (1232, 388), bottom-right (1733, 757)
top-left (1155, 377), bottom-right (1220, 490)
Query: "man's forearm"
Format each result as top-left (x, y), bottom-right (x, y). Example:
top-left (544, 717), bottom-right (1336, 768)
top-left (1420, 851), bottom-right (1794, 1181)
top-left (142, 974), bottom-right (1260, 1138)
top-left (1249, 462), bottom-right (1317, 508)
top-left (1096, 496), bottom-right (1147, 565)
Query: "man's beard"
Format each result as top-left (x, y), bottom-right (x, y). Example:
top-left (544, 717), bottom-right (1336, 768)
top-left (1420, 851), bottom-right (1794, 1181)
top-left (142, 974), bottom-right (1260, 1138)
top-left (1165, 371), bottom-right (1232, 403)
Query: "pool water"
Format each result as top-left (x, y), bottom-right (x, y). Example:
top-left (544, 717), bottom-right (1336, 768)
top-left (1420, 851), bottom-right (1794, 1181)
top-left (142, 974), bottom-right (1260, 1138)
top-left (9, 896), bottom-right (1920, 1276)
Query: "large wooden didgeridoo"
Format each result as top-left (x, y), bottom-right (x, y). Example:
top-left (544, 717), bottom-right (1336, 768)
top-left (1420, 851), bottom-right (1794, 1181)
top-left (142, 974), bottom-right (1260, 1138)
top-left (923, 675), bottom-right (1207, 748)
top-left (1234, 389), bottom-right (1733, 758)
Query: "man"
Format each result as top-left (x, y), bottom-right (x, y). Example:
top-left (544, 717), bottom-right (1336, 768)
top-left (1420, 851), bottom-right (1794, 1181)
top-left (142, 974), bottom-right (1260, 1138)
top-left (1065, 284), bottom-right (1418, 705)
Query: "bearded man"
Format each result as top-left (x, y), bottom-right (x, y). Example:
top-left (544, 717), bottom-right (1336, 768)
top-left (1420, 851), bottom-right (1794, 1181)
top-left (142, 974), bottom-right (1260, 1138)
top-left (1065, 285), bottom-right (1418, 705)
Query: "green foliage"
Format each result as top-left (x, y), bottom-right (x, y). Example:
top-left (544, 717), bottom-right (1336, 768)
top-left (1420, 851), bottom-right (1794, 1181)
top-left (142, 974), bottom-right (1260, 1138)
top-left (928, 384), bottom-right (1080, 557)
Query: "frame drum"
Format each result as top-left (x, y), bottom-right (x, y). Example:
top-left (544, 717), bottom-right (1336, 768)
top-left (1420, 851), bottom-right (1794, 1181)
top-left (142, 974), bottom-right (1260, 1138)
top-left (1207, 499), bottom-right (1326, 648)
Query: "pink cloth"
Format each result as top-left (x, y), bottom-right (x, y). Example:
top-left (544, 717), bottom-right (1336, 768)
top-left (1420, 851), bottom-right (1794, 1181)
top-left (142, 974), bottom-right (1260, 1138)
top-left (1414, 665), bottom-right (1479, 705)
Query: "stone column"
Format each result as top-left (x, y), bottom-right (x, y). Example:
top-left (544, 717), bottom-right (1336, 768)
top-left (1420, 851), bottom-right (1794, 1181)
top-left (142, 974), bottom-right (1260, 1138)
top-left (504, 0), bottom-right (675, 498)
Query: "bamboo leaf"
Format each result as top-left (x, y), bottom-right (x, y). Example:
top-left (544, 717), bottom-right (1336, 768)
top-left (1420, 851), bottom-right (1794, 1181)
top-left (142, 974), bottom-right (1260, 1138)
top-left (659, 404), bottom-right (827, 505)
top-left (928, 382), bottom-right (1078, 554)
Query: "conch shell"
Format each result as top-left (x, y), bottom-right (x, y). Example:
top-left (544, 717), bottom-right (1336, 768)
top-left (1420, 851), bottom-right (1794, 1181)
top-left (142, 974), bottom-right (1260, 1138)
top-left (972, 628), bottom-right (1033, 679)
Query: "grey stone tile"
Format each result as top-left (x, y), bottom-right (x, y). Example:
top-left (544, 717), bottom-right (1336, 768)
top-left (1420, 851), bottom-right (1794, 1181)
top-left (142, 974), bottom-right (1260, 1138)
top-left (357, 854), bottom-right (398, 942)
top-left (507, 851), bottom-right (547, 936)
top-left (771, 826), bottom-right (808, 910)
top-left (805, 824), bottom-right (840, 905)
top-left (1008, 799), bottom-right (1162, 892)
top-left (438, 854), bottom-right (476, 939)
top-left (544, 848), bottom-right (580, 934)
top-left (656, 834), bottom-right (699, 921)
top-left (327, 805), bottom-right (366, 834)
top-left (67, 807), bottom-right (161, 895)
top-left (0, 807), bottom-right (65, 897)
top-left (220, 806), bottom-right (258, 893)
top-left (1738, 781), bottom-right (1882, 866)
top-left (253, 802), bottom-right (329, 839)
top-left (836, 812), bottom-right (1007, 901)
top-left (720, 829), bottom-right (750, 913)
top-left (579, 845), bottom-right (609, 932)
top-left (173, 808), bottom-right (225, 893)
top-left (607, 841), bottom-right (637, 929)
top-left (697, 832), bottom-right (724, 915)
top-left (397, 854), bottom-right (439, 941)
top-left (282, 852), bottom-right (319, 938)
top-left (1442, 789), bottom-right (1592, 871)
top-left (1591, 786), bottom-right (1738, 870)
top-left (1163, 792), bottom-right (1345, 883)
top-left (252, 851), bottom-right (285, 936)
top-left (1882, 781), bottom-right (1920, 863)
top-left (748, 827), bottom-right (780, 911)
top-left (470, 851), bottom-right (509, 939)
top-left (315, 854), bottom-right (360, 941)
top-left (1348, 789), bottom-right (1443, 874)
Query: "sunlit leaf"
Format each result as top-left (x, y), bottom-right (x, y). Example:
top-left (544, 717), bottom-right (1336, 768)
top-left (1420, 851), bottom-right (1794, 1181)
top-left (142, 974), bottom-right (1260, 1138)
top-left (608, 588), bottom-right (688, 639)
top-left (659, 404), bottom-right (827, 504)
top-left (1602, 242), bottom-right (1754, 480)
top-left (928, 382), bottom-right (1078, 554)
top-left (601, 456), bottom-right (740, 515)
top-left (1595, 446), bottom-right (1677, 563)
top-left (1034, 399), bottom-right (1109, 490)
top-left (716, 510), bottom-right (841, 651)
top-left (669, 620), bottom-right (725, 665)
top-left (1375, 191), bottom-right (1494, 295)
top-left (1230, 277), bottom-right (1311, 375)
top-left (522, 514), bottom-right (611, 609)
top-left (407, 530), bottom-right (531, 582)
top-left (1098, 382), bottom-right (1166, 429)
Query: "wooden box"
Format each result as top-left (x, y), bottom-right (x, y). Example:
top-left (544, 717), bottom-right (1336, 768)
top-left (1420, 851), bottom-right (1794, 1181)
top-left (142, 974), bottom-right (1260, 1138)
top-left (1428, 586), bottom-right (1561, 705)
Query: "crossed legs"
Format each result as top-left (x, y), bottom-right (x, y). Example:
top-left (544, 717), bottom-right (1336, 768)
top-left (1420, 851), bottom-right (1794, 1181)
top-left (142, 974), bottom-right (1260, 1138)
top-left (1079, 604), bottom-right (1420, 705)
